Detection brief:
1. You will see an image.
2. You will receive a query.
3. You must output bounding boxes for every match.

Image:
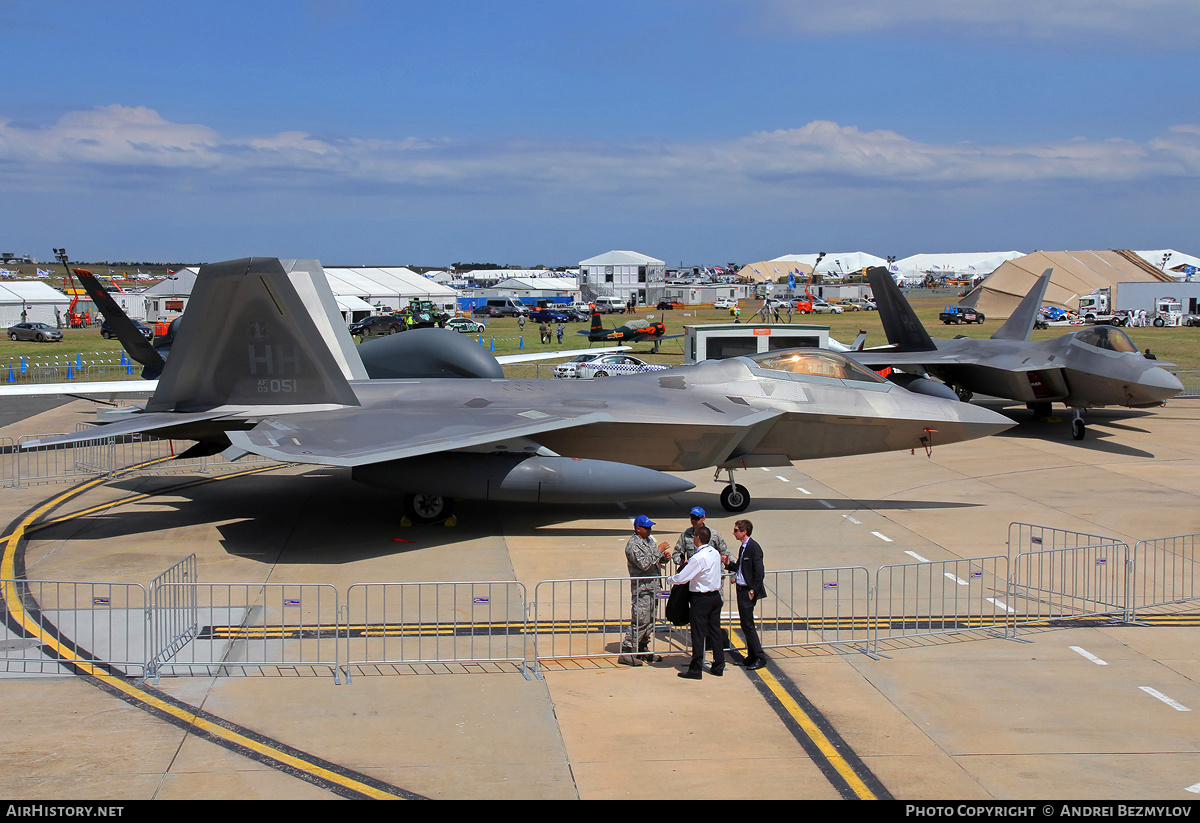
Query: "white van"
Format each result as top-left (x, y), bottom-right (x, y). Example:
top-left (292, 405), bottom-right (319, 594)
top-left (594, 296), bottom-right (627, 314)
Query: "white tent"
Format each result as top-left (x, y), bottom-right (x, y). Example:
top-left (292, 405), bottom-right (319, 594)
top-left (0, 281), bottom-right (70, 326)
top-left (889, 252), bottom-right (1025, 285)
top-left (770, 252), bottom-right (887, 280)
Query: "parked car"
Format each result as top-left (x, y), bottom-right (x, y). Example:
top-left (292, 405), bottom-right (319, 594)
top-left (713, 297), bottom-right (737, 309)
top-left (554, 353), bottom-right (607, 379)
top-left (101, 318), bottom-right (155, 341)
top-left (839, 298), bottom-right (877, 312)
top-left (7, 322), bottom-right (63, 342)
top-left (471, 298), bottom-right (528, 318)
top-left (593, 296), bottom-right (627, 314)
top-left (575, 354), bottom-right (669, 379)
top-left (656, 300), bottom-right (683, 310)
top-left (348, 315), bottom-right (404, 336)
top-left (446, 316), bottom-right (486, 334)
top-left (810, 300), bottom-right (844, 314)
top-left (529, 308), bottom-right (571, 324)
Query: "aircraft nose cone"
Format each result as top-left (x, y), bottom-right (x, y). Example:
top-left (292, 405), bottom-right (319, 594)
top-left (953, 400), bottom-right (1017, 440)
top-left (1139, 367), bottom-right (1185, 402)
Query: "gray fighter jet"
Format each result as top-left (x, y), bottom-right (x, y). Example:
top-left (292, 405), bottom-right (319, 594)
top-left (24, 258), bottom-right (1014, 522)
top-left (851, 267), bottom-right (1184, 440)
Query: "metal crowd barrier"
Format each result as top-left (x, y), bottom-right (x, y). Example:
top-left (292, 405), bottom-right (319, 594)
top-left (0, 578), bottom-right (149, 677)
top-left (1171, 369), bottom-right (1200, 398)
top-left (1007, 522), bottom-right (1118, 559)
top-left (4, 430), bottom-right (278, 487)
top-left (736, 566), bottom-right (871, 654)
top-left (1130, 533), bottom-right (1200, 619)
top-left (344, 581), bottom-right (530, 680)
top-left (870, 555), bottom-right (1010, 654)
top-left (531, 575), bottom-right (685, 669)
top-left (3, 526), bottom-right (1200, 681)
top-left (1008, 542), bottom-right (1131, 632)
top-left (150, 582), bottom-right (342, 681)
top-left (146, 555), bottom-right (198, 683)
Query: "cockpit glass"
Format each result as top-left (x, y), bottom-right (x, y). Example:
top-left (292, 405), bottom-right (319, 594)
top-left (748, 350), bottom-right (886, 383)
top-left (1075, 326), bottom-right (1137, 353)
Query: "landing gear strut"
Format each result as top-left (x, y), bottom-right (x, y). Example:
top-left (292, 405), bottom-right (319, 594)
top-left (1071, 410), bottom-right (1086, 440)
top-left (715, 468), bottom-right (751, 513)
top-left (403, 493), bottom-right (455, 525)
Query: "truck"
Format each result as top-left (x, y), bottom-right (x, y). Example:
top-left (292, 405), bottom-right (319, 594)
top-left (1078, 282), bottom-right (1200, 326)
top-left (939, 306), bottom-right (985, 325)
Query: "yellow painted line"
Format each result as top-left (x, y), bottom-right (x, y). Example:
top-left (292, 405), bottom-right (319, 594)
top-left (1, 464), bottom-right (410, 801)
top-left (727, 632), bottom-right (877, 800)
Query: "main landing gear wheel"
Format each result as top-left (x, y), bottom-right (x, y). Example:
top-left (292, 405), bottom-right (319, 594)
top-left (404, 493), bottom-right (454, 525)
top-left (721, 484), bottom-right (751, 513)
top-left (1072, 417), bottom-right (1086, 440)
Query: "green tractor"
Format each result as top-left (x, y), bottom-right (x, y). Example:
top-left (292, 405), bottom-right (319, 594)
top-left (405, 299), bottom-right (449, 329)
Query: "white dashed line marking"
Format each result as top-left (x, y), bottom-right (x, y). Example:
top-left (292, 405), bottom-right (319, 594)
top-left (818, 500), bottom-right (834, 509)
top-left (1140, 687), bottom-right (1190, 711)
top-left (872, 531), bottom-right (893, 542)
top-left (1070, 646), bottom-right (1108, 665)
top-left (843, 515), bottom-right (861, 524)
top-left (795, 487), bottom-right (811, 495)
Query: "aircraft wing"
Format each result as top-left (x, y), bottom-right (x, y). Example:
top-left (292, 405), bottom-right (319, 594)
top-left (0, 380), bottom-right (157, 397)
top-left (226, 405), bottom-right (614, 467)
top-left (849, 347), bottom-right (1062, 373)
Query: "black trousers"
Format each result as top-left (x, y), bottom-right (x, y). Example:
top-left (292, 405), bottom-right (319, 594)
top-left (687, 590), bottom-right (724, 673)
top-left (736, 585), bottom-right (764, 661)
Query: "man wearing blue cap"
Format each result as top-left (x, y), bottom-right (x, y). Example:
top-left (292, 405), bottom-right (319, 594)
top-left (618, 514), bottom-right (673, 666)
top-left (672, 506), bottom-right (729, 570)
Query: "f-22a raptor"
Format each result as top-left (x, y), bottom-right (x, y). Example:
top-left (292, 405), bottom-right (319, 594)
top-left (850, 267), bottom-right (1184, 440)
top-left (22, 258), bottom-right (1013, 523)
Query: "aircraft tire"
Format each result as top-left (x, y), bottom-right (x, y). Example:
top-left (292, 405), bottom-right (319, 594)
top-left (404, 493), bottom-right (454, 525)
top-left (720, 484), bottom-right (751, 513)
top-left (1072, 418), bottom-right (1085, 440)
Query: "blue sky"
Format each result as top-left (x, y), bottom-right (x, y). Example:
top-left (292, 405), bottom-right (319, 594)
top-left (2, 0), bottom-right (1197, 266)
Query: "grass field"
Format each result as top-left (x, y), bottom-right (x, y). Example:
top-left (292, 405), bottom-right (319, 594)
top-left (3, 297), bottom-right (1196, 376)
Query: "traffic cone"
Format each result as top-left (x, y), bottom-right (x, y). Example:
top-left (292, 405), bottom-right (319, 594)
top-left (490, 338), bottom-right (495, 352)
top-left (20, 356), bottom-right (26, 374)
top-left (519, 336), bottom-right (524, 349)
top-left (6, 365), bottom-right (13, 382)
top-left (66, 361), bottom-right (74, 379)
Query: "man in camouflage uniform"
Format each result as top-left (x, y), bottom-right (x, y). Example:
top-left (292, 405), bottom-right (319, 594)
top-left (672, 506), bottom-right (729, 571)
top-left (618, 514), bottom-right (672, 666)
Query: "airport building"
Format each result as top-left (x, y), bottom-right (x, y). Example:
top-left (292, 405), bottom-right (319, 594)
top-left (578, 250), bottom-right (666, 306)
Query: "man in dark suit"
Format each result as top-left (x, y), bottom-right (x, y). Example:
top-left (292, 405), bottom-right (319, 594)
top-left (725, 519), bottom-right (767, 669)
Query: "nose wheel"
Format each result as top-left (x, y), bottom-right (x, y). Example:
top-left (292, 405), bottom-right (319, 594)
top-left (1071, 412), bottom-right (1086, 441)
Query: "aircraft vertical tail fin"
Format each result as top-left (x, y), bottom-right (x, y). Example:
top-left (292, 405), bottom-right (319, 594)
top-left (866, 266), bottom-right (936, 351)
top-left (590, 311), bottom-right (604, 337)
top-left (146, 258), bottom-right (366, 413)
top-left (991, 269), bottom-right (1053, 341)
top-left (74, 268), bottom-right (167, 378)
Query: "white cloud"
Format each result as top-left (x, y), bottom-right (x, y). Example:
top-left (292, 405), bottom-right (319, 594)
top-left (1, 105), bottom-right (1198, 199)
top-left (749, 0), bottom-right (1200, 44)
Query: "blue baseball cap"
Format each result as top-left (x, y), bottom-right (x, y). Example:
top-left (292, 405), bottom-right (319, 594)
top-left (689, 507), bottom-right (706, 519)
top-left (634, 515), bottom-right (655, 529)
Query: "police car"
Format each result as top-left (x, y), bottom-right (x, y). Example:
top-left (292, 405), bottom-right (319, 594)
top-left (574, 354), bottom-right (669, 379)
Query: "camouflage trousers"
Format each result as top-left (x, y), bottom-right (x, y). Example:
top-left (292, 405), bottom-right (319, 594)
top-left (621, 587), bottom-right (658, 653)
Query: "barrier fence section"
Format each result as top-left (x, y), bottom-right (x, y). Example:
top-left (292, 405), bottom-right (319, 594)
top-left (1008, 543), bottom-right (1131, 632)
top-left (151, 582), bottom-right (342, 682)
top-left (1172, 369), bottom-right (1200, 398)
top-left (146, 554), bottom-right (198, 683)
top-left (0, 578), bottom-right (148, 677)
top-left (0, 436), bottom-right (12, 487)
top-left (870, 555), bottom-right (1011, 654)
top-left (531, 576), bottom-right (684, 669)
top-left (735, 566), bottom-right (870, 654)
top-left (1130, 533), bottom-right (1200, 619)
top-left (344, 581), bottom-right (530, 681)
top-left (1007, 522), bottom-right (1118, 559)
top-left (5, 429), bottom-right (279, 487)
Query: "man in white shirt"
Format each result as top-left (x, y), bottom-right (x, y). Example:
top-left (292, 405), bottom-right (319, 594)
top-left (666, 525), bottom-right (725, 679)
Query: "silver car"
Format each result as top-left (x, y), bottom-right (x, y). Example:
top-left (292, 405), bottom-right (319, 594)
top-left (8, 322), bottom-right (63, 342)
